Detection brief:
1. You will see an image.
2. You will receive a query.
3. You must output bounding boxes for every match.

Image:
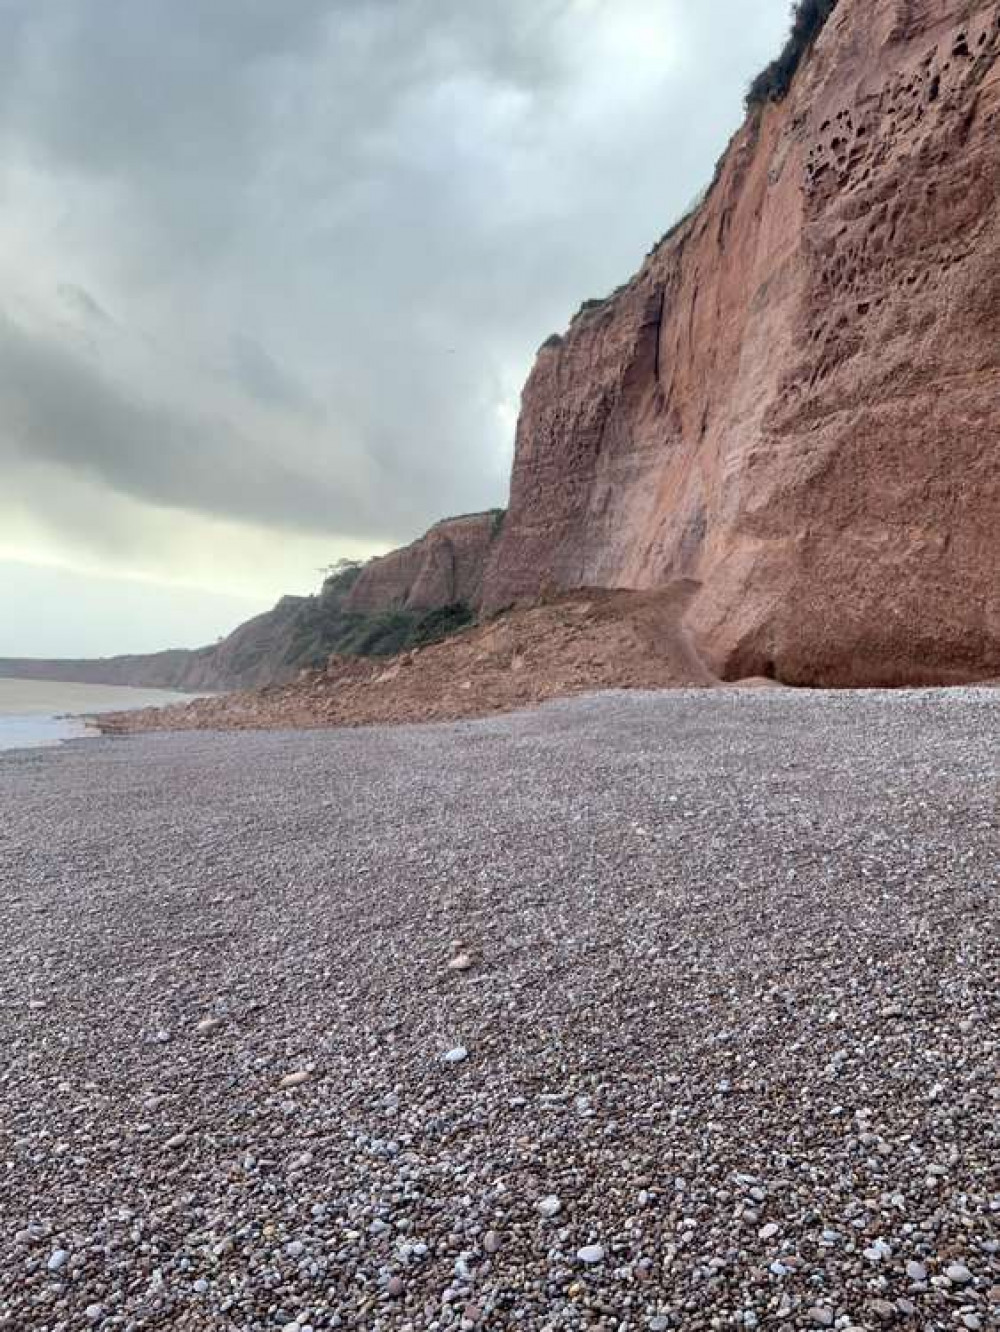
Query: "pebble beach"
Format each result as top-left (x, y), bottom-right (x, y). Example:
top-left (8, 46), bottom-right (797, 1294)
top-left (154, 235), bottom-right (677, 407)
top-left (1, 689), bottom-right (997, 1331)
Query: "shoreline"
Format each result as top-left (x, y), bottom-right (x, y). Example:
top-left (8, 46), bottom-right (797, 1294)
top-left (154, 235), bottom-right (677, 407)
top-left (0, 678), bottom-right (207, 753)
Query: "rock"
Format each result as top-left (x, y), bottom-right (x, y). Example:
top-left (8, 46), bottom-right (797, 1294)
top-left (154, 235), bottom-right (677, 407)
top-left (869, 1300), bottom-right (897, 1322)
top-left (84, 1305), bottom-right (103, 1322)
top-left (537, 1195), bottom-right (562, 1219)
top-left (442, 1046), bottom-right (468, 1064)
top-left (285, 1240), bottom-right (304, 1258)
top-left (577, 1244), bottom-right (605, 1265)
top-left (946, 1262), bottom-right (973, 1284)
top-left (386, 1275), bottom-right (404, 1297)
top-left (905, 1260), bottom-right (928, 1282)
top-left (195, 1016), bottom-right (223, 1034)
top-left (481, 0), bottom-right (1000, 688)
top-left (808, 1308), bottom-right (834, 1328)
top-left (46, 1248), bottom-right (69, 1272)
top-left (448, 952), bottom-right (474, 972)
top-left (649, 1319), bottom-right (670, 1332)
top-left (346, 514), bottom-right (499, 614)
top-left (193, 1279), bottom-right (208, 1294)
top-left (164, 1132), bottom-right (188, 1149)
top-left (483, 1231), bottom-right (501, 1255)
top-left (279, 1070), bottom-right (311, 1088)
top-left (758, 1222), bottom-right (779, 1240)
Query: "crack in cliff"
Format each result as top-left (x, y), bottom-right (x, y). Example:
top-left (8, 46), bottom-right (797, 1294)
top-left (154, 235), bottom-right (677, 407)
top-left (652, 286), bottom-right (667, 386)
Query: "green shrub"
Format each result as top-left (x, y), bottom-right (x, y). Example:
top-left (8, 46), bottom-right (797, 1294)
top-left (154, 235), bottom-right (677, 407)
top-left (746, 0), bottom-right (839, 108)
top-left (409, 603), bottom-right (475, 648)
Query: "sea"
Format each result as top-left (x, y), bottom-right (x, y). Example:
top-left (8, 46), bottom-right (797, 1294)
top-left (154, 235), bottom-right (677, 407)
top-left (0, 678), bottom-right (200, 753)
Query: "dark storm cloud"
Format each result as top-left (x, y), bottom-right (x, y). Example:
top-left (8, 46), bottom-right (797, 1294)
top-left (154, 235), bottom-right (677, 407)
top-left (0, 0), bottom-right (789, 556)
top-left (0, 312), bottom-right (348, 532)
top-left (229, 335), bottom-right (321, 419)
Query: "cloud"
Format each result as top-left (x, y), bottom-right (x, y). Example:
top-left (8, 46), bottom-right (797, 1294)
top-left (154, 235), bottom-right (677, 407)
top-left (0, 0), bottom-right (792, 652)
top-left (0, 311), bottom-right (347, 535)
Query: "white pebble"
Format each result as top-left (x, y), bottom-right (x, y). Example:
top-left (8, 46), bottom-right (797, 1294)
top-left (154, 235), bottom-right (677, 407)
top-left (578, 1244), bottom-right (605, 1265)
top-left (279, 1069), bottom-right (311, 1089)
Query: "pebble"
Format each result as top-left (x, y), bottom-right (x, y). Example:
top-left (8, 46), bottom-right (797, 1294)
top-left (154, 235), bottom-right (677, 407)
top-left (448, 953), bottom-right (474, 971)
top-left (386, 1275), bottom-right (404, 1297)
top-left (84, 1304), bottom-right (103, 1322)
top-left (164, 1132), bottom-right (188, 1149)
top-left (808, 1308), bottom-right (834, 1328)
top-left (906, 1259), bottom-right (928, 1282)
top-left (46, 1248), bottom-right (69, 1272)
top-left (578, 1244), bottom-right (605, 1265)
top-left (483, 1230), bottom-right (501, 1254)
top-left (758, 1222), bottom-right (779, 1240)
top-left (946, 1262), bottom-right (973, 1284)
top-left (279, 1070), bottom-right (311, 1088)
top-left (537, 1194), bottom-right (562, 1218)
top-left (195, 1016), bottom-right (223, 1034)
top-left (442, 1046), bottom-right (468, 1064)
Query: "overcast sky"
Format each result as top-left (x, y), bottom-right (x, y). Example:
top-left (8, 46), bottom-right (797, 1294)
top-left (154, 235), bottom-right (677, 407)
top-left (0, 0), bottom-right (790, 657)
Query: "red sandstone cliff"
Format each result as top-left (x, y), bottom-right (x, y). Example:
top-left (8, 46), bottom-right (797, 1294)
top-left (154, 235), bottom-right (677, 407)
top-left (485, 0), bottom-right (1000, 686)
top-left (346, 511), bottom-right (502, 613)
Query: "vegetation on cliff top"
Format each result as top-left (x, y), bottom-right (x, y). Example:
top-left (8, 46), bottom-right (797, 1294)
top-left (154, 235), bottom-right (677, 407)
top-left (746, 0), bottom-right (839, 107)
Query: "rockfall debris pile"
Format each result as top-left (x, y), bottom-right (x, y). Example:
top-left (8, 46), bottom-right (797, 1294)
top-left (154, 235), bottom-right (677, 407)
top-left (97, 591), bottom-right (718, 735)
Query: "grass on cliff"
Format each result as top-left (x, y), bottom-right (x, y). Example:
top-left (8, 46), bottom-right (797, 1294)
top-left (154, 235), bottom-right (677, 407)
top-left (746, 0), bottom-right (839, 106)
top-left (255, 532), bottom-right (496, 677)
top-left (276, 582), bottom-right (476, 674)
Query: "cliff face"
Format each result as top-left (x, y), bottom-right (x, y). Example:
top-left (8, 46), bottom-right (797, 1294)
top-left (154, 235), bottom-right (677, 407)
top-left (485, 0), bottom-right (1000, 685)
top-left (346, 511), bottom-right (502, 613)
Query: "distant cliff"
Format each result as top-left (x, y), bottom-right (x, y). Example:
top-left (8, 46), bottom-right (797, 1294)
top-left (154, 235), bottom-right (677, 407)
top-left (0, 512), bottom-right (503, 691)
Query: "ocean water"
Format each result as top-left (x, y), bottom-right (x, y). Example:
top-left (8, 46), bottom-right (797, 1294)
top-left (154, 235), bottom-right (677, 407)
top-left (0, 678), bottom-right (200, 752)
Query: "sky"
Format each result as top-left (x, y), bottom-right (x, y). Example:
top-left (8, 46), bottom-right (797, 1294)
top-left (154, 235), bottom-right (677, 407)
top-left (0, 0), bottom-right (791, 657)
